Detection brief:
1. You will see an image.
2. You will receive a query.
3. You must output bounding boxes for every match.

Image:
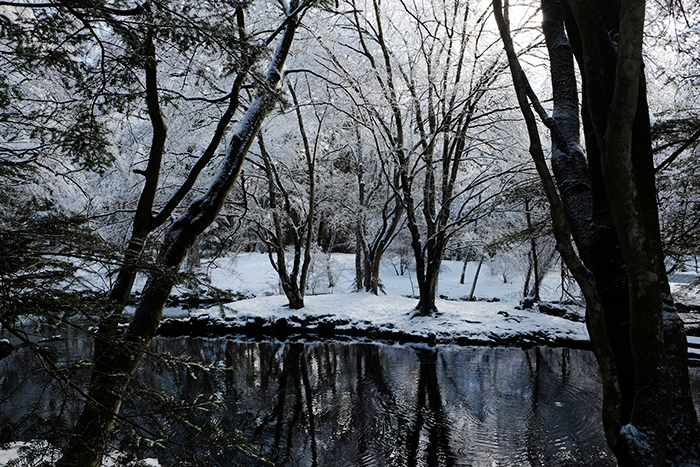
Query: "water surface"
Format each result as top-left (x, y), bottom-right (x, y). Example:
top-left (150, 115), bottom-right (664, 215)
top-left (3, 335), bottom-right (695, 466)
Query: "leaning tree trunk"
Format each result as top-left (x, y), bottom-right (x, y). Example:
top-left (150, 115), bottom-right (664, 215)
top-left (93, 7), bottom-right (252, 390)
top-left (459, 250), bottom-right (470, 285)
top-left (524, 198), bottom-right (540, 301)
top-left (56, 14), bottom-right (299, 467)
top-left (468, 255), bottom-right (484, 301)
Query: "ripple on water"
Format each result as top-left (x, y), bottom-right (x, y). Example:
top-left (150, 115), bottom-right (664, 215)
top-left (1, 339), bottom-right (627, 467)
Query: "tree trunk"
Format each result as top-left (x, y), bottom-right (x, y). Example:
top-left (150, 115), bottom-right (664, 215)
top-left (257, 83), bottom-right (317, 309)
top-left (56, 13), bottom-right (300, 466)
top-left (469, 256), bottom-right (484, 301)
top-left (493, 0), bottom-right (700, 464)
top-left (288, 83), bottom-right (316, 304)
top-left (525, 199), bottom-right (541, 301)
top-left (415, 245), bottom-right (442, 315)
top-left (354, 121), bottom-right (366, 292)
top-left (355, 230), bottom-right (364, 291)
top-left (184, 237), bottom-right (201, 272)
top-left (459, 251), bottom-right (469, 285)
top-left (91, 9), bottom-right (253, 410)
top-left (286, 285), bottom-right (305, 310)
top-left (523, 255), bottom-right (533, 299)
top-left (369, 255), bottom-right (381, 294)
top-left (414, 274), bottom-right (437, 315)
top-left (326, 249), bottom-right (335, 289)
top-left (567, 0), bottom-right (700, 463)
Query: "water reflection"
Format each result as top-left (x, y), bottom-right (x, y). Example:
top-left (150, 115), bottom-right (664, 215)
top-left (2, 336), bottom-right (654, 466)
top-left (144, 340), bottom-right (617, 466)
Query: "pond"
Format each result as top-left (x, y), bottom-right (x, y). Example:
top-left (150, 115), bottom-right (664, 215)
top-left (2, 336), bottom-right (699, 466)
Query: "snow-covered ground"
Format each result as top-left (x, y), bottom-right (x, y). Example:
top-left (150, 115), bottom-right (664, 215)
top-left (0, 442), bottom-right (160, 467)
top-left (186, 252), bottom-right (568, 302)
top-left (671, 271), bottom-right (700, 307)
top-left (155, 252), bottom-right (590, 346)
top-left (151, 252), bottom-right (700, 347)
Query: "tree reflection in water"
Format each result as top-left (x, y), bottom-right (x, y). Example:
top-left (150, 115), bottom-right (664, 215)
top-left (147, 340), bottom-right (618, 466)
top-left (406, 348), bottom-right (456, 467)
top-left (252, 343), bottom-right (318, 465)
top-left (1, 336), bottom-right (647, 466)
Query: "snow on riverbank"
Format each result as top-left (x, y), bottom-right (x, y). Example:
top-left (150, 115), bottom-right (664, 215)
top-left (82, 251), bottom-right (700, 345)
top-left (185, 291), bottom-right (589, 345)
top-left (157, 252), bottom-right (590, 346)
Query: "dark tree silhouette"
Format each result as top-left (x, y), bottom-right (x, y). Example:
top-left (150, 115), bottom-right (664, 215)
top-left (493, 0), bottom-right (700, 464)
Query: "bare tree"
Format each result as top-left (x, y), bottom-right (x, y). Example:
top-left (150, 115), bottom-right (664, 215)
top-left (333, 0), bottom-right (517, 316)
top-left (352, 122), bottom-right (405, 294)
top-left (248, 81), bottom-right (321, 308)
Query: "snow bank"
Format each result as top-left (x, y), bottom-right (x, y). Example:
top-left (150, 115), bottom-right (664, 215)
top-left (154, 252), bottom-right (589, 347)
top-left (179, 292), bottom-right (589, 346)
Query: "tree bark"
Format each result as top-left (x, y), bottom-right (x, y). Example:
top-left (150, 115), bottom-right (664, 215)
top-left (541, 0), bottom-right (592, 263)
top-left (459, 249), bottom-right (470, 285)
top-left (523, 255), bottom-right (533, 298)
top-left (571, 0), bottom-right (700, 461)
top-left (493, 0), bottom-right (623, 451)
top-left (468, 256), bottom-right (484, 301)
top-left (494, 0), bottom-right (700, 463)
top-left (524, 199), bottom-right (540, 301)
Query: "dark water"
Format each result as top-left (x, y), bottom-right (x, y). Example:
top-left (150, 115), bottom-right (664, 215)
top-left (3, 335), bottom-right (698, 466)
top-left (149, 340), bottom-right (616, 467)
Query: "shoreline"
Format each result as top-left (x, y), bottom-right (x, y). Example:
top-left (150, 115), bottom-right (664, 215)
top-left (156, 312), bottom-right (594, 350)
